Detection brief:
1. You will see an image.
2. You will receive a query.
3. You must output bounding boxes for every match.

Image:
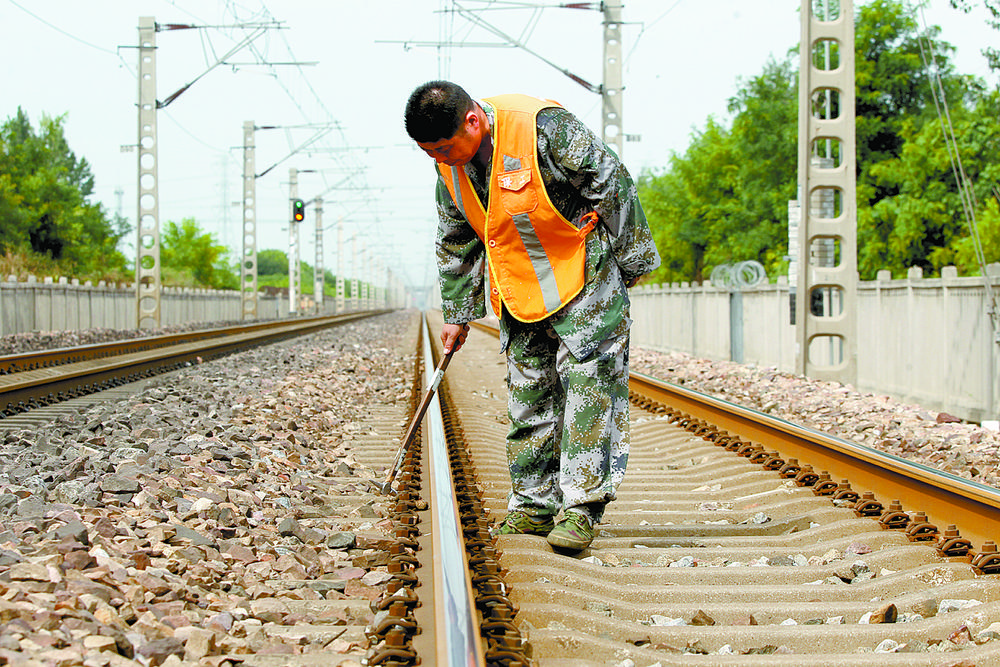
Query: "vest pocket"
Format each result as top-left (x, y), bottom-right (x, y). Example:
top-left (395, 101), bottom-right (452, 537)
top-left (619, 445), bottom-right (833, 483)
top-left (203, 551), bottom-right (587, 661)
top-left (498, 168), bottom-right (538, 215)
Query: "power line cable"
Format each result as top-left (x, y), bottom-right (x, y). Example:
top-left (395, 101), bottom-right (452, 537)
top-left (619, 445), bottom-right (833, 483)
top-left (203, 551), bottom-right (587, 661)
top-left (254, 3), bottom-right (399, 247)
top-left (7, 0), bottom-right (119, 55)
top-left (909, 1), bottom-right (999, 335)
top-left (195, 1), bottom-right (432, 291)
top-left (624, 0), bottom-right (683, 68)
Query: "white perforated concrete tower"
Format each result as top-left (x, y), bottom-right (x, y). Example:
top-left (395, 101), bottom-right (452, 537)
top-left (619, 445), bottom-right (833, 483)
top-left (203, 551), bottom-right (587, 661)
top-left (795, 0), bottom-right (858, 384)
top-left (241, 121), bottom-right (258, 320)
top-left (314, 198), bottom-right (324, 312)
top-left (336, 218), bottom-right (345, 312)
top-left (602, 3), bottom-right (624, 159)
top-left (136, 17), bottom-right (161, 329)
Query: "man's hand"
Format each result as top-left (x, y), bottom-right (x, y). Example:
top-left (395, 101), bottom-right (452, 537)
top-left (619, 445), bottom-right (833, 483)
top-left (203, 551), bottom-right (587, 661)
top-left (441, 323), bottom-right (470, 354)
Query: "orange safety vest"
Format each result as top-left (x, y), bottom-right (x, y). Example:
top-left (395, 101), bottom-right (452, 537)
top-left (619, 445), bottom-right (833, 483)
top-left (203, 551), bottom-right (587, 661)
top-left (438, 94), bottom-right (595, 323)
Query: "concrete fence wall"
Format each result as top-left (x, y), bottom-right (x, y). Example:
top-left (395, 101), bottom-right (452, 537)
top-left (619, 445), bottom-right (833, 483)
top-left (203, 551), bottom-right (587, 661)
top-left (0, 276), bottom-right (403, 336)
top-left (7, 268), bottom-right (999, 421)
top-left (630, 264), bottom-right (1000, 423)
top-left (0, 276), bottom-right (290, 335)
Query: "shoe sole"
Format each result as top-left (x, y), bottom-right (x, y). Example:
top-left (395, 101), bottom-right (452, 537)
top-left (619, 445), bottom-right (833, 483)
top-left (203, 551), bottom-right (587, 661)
top-left (494, 517), bottom-right (554, 537)
top-left (495, 527), bottom-right (553, 537)
top-left (546, 532), bottom-right (592, 551)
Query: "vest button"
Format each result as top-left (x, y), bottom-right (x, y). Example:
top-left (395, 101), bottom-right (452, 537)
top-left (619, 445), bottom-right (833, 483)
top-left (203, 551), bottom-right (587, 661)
top-left (488, 239), bottom-right (496, 247)
top-left (492, 287), bottom-right (499, 294)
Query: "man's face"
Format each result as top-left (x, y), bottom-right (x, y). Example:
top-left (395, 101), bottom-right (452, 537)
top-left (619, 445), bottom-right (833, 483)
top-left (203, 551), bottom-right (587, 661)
top-left (416, 111), bottom-right (482, 167)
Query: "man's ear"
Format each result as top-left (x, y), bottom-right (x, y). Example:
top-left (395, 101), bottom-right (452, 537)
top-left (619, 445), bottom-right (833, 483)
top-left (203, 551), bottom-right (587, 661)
top-left (465, 109), bottom-right (479, 132)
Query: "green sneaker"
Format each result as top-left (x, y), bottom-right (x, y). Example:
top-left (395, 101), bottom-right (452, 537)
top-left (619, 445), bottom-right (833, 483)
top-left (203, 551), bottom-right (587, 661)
top-left (546, 511), bottom-right (594, 551)
top-left (493, 510), bottom-right (555, 536)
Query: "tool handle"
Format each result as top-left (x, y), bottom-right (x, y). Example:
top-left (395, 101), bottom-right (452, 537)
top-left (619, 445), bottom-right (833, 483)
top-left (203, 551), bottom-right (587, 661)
top-left (402, 350), bottom-right (453, 447)
top-left (382, 350), bottom-right (454, 493)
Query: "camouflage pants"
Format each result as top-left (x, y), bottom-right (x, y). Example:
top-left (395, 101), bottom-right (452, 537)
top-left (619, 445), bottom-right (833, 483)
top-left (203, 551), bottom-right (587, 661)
top-left (504, 313), bottom-right (630, 524)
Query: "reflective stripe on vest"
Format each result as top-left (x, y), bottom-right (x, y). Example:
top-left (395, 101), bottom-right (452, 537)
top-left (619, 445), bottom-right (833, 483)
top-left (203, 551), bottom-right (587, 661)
top-left (511, 212), bottom-right (563, 314)
top-left (437, 94), bottom-right (594, 323)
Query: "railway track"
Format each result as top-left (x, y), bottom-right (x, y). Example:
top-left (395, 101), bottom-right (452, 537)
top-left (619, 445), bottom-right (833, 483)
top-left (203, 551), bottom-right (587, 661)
top-left (6, 310), bottom-right (1000, 665)
top-left (367, 313), bottom-right (1000, 665)
top-left (0, 311), bottom-right (385, 419)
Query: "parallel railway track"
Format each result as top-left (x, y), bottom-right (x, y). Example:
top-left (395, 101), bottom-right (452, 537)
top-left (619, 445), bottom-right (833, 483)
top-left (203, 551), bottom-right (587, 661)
top-left (367, 313), bottom-right (1000, 665)
top-left (0, 311), bottom-right (385, 417)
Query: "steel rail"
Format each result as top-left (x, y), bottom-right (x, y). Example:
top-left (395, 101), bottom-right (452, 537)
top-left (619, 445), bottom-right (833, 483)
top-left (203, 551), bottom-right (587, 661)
top-left (0, 311), bottom-right (385, 416)
top-left (418, 313), bottom-right (487, 667)
top-left (469, 318), bottom-right (1000, 562)
top-left (630, 370), bottom-right (1000, 558)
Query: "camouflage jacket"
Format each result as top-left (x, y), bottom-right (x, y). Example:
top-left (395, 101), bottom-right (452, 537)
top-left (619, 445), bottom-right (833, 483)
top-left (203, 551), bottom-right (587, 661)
top-left (434, 101), bottom-right (660, 359)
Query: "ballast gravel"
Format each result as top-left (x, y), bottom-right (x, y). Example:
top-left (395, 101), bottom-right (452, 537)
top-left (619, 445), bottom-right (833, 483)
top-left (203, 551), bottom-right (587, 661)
top-left (3, 319), bottom-right (1000, 662)
top-left (0, 311), bottom-right (417, 667)
top-left (5, 325), bottom-right (994, 490)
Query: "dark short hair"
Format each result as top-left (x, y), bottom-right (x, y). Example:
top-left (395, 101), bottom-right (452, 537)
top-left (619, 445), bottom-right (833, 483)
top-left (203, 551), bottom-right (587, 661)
top-left (404, 81), bottom-right (474, 143)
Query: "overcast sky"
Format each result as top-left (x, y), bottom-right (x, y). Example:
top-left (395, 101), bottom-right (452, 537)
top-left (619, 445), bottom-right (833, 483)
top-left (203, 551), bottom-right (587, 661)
top-left (2, 0), bottom-right (996, 296)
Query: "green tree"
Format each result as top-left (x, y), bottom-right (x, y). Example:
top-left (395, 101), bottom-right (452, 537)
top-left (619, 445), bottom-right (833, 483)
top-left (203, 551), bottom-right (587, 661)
top-left (300, 261), bottom-right (315, 295)
top-left (639, 167), bottom-right (699, 284)
top-left (638, 57), bottom-right (796, 284)
top-left (722, 57), bottom-right (799, 273)
top-left (854, 0), bottom-right (967, 209)
top-left (860, 90), bottom-right (1000, 276)
top-left (256, 249), bottom-right (288, 275)
top-left (256, 249), bottom-right (343, 295)
top-left (0, 108), bottom-right (129, 276)
top-left (160, 217), bottom-right (238, 289)
top-left (639, 118), bottom-right (735, 284)
top-left (855, 0), bottom-right (993, 277)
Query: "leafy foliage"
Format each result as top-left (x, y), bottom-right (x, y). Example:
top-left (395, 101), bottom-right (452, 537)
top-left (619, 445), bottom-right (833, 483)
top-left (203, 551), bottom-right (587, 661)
top-left (0, 108), bottom-right (129, 279)
top-left (860, 90), bottom-right (1000, 276)
top-left (639, 57), bottom-right (797, 284)
top-left (160, 218), bottom-right (238, 289)
top-left (256, 247), bottom-right (354, 296)
top-left (855, 0), bottom-right (998, 277)
top-left (639, 0), bottom-right (998, 284)
top-left (256, 249), bottom-right (289, 276)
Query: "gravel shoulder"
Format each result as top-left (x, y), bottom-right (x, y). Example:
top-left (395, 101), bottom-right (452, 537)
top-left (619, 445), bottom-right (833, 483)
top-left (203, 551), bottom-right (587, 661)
top-left (631, 347), bottom-right (1000, 489)
top-left (0, 311), bottom-right (419, 667)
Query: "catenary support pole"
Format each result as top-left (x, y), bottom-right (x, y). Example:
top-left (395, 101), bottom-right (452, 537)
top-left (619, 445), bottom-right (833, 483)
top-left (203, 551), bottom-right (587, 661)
top-left (601, 3), bottom-right (624, 159)
top-left (314, 197), bottom-right (324, 312)
top-left (336, 218), bottom-right (345, 312)
top-left (136, 17), bottom-right (161, 329)
top-left (795, 0), bottom-right (858, 384)
top-left (241, 120), bottom-right (258, 320)
top-left (288, 168), bottom-right (301, 315)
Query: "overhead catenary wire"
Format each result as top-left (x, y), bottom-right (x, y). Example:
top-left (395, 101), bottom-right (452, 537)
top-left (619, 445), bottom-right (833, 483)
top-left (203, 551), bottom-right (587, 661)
top-left (203, 0), bottom-right (427, 294)
top-left (5, 0), bottom-right (438, 296)
top-left (396, 1), bottom-right (602, 93)
top-left (452, 2), bottom-right (601, 92)
top-left (7, 0), bottom-right (118, 55)
top-left (909, 1), bottom-right (1000, 337)
top-left (158, 26), bottom-right (269, 108)
top-left (623, 0), bottom-right (683, 69)
top-left (248, 3), bottom-right (398, 249)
